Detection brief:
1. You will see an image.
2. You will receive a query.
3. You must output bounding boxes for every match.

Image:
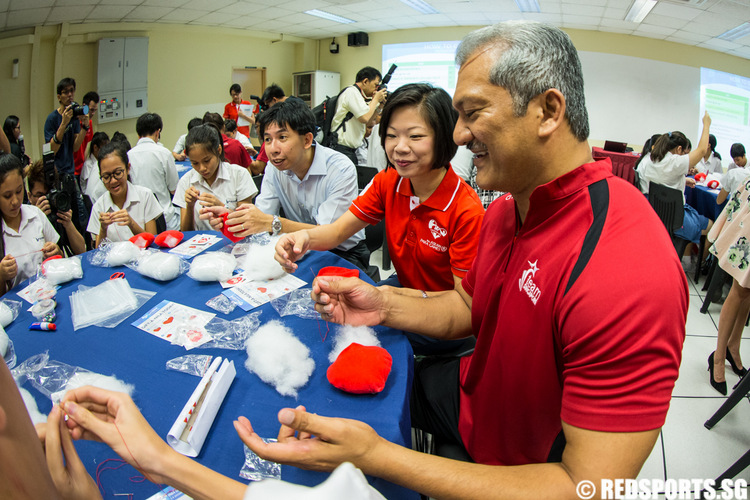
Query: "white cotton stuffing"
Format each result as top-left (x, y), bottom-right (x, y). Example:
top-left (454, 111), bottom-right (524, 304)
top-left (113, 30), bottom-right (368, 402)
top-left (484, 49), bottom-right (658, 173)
top-left (43, 257), bottom-right (83, 285)
top-left (139, 252), bottom-right (182, 281)
top-left (245, 320), bottom-right (314, 397)
top-left (19, 386), bottom-right (47, 425)
top-left (50, 372), bottom-right (134, 404)
top-left (328, 325), bottom-right (381, 363)
top-left (188, 252), bottom-right (237, 282)
top-left (107, 241), bottom-right (142, 266)
top-left (0, 302), bottom-right (14, 327)
top-left (241, 236), bottom-right (286, 281)
top-left (0, 325), bottom-right (7, 358)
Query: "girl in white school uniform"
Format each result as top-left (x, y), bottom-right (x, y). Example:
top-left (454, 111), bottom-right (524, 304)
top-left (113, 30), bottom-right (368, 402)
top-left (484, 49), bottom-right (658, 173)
top-left (172, 124), bottom-right (257, 231)
top-left (636, 112), bottom-right (712, 245)
top-left (694, 134), bottom-right (722, 175)
top-left (0, 154), bottom-right (62, 295)
top-left (87, 142), bottom-right (163, 247)
top-left (79, 131), bottom-right (109, 206)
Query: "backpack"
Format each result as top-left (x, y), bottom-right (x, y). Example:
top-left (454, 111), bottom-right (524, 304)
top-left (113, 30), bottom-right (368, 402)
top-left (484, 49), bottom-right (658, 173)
top-left (312, 86), bottom-right (354, 148)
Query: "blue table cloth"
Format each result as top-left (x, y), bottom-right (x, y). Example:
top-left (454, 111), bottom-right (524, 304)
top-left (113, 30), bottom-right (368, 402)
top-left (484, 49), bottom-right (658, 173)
top-left (7, 232), bottom-right (416, 499)
top-left (685, 184), bottom-right (725, 221)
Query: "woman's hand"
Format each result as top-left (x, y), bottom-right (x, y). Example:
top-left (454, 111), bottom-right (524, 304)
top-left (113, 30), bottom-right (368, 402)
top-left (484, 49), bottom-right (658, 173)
top-left (199, 205), bottom-right (230, 230)
top-left (42, 242), bottom-right (61, 259)
top-left (703, 111), bottom-right (712, 130)
top-left (197, 192), bottom-right (223, 208)
top-left (274, 231), bottom-right (311, 272)
top-left (0, 254), bottom-right (17, 282)
top-left (109, 209), bottom-right (133, 227)
top-left (185, 187), bottom-right (200, 207)
top-left (42, 405), bottom-right (103, 500)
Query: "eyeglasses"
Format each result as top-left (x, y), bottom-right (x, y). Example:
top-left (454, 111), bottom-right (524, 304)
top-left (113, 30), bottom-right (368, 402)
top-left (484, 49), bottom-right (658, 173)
top-left (100, 168), bottom-right (126, 183)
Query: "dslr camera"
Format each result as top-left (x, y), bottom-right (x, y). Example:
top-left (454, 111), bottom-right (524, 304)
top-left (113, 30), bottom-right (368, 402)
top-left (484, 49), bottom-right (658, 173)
top-left (70, 102), bottom-right (89, 117)
top-left (42, 148), bottom-right (74, 214)
top-left (377, 64), bottom-right (398, 99)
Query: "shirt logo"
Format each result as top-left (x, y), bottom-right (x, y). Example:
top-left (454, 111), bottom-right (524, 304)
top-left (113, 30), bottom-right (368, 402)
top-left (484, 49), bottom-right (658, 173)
top-left (519, 260), bottom-right (542, 305)
top-left (428, 219), bottom-right (447, 240)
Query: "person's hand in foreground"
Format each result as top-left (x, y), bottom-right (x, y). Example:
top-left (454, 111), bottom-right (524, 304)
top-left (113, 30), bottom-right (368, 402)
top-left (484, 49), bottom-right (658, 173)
top-left (311, 276), bottom-right (385, 326)
top-left (234, 405), bottom-right (385, 473)
top-left (199, 205), bottom-right (231, 230)
top-left (60, 386), bottom-right (174, 485)
top-left (41, 405), bottom-right (103, 500)
top-left (274, 231), bottom-right (312, 272)
top-left (218, 204), bottom-right (270, 238)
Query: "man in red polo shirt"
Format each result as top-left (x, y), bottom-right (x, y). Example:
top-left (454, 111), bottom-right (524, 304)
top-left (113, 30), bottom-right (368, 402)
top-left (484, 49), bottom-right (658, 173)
top-left (73, 91), bottom-right (99, 176)
top-left (236, 21), bottom-right (688, 498)
top-left (223, 83), bottom-right (255, 138)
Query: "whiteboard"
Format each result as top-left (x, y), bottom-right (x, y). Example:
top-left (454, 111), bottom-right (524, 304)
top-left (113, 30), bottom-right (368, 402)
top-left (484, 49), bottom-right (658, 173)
top-left (579, 51), bottom-right (700, 147)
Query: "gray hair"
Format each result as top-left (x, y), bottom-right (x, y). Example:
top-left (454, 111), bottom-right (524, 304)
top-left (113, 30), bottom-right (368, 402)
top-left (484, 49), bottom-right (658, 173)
top-left (456, 21), bottom-right (589, 141)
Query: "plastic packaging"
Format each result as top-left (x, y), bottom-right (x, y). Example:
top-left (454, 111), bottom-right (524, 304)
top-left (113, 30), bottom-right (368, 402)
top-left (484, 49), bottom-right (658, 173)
top-left (31, 298), bottom-right (56, 322)
top-left (0, 298), bottom-right (22, 327)
top-left (130, 250), bottom-right (188, 281)
top-left (239, 440), bottom-right (281, 481)
top-left (41, 256), bottom-right (83, 285)
top-left (88, 240), bottom-right (142, 267)
top-left (1, 324), bottom-right (15, 368)
top-left (166, 355), bottom-right (214, 377)
top-left (70, 278), bottom-right (154, 330)
top-left (188, 252), bottom-right (237, 282)
top-left (240, 235), bottom-right (286, 281)
top-left (206, 294), bottom-right (237, 315)
top-left (11, 351), bottom-right (134, 403)
top-left (269, 288), bottom-right (319, 320)
top-left (198, 312), bottom-right (262, 350)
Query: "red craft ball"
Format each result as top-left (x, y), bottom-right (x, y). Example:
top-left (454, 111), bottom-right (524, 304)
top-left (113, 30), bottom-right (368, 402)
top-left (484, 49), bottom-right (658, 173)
top-left (327, 343), bottom-right (393, 394)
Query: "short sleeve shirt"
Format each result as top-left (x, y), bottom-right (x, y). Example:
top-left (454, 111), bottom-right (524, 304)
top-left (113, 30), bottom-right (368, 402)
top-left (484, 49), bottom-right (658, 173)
top-left (87, 182), bottom-right (163, 241)
top-left (172, 162), bottom-right (258, 231)
top-left (332, 86), bottom-right (369, 149)
top-left (44, 110), bottom-right (81, 175)
top-left (349, 166), bottom-right (484, 291)
top-left (128, 138), bottom-right (180, 231)
top-left (4, 205), bottom-right (60, 289)
top-left (636, 152), bottom-right (690, 202)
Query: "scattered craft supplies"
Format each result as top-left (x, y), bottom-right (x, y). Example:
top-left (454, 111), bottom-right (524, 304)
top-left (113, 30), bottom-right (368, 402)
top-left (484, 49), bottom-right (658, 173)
top-left (168, 233), bottom-right (222, 259)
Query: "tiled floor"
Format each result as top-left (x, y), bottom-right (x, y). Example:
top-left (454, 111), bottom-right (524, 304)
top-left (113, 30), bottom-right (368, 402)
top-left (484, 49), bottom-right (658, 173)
top-left (370, 247), bottom-right (750, 495)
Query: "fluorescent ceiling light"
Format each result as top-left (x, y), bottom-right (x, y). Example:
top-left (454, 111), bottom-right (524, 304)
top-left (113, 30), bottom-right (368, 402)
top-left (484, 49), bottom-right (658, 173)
top-left (304, 9), bottom-right (355, 24)
top-left (718, 22), bottom-right (750, 41)
top-left (624, 0), bottom-right (656, 23)
top-left (515, 0), bottom-right (540, 13)
top-left (400, 0), bottom-right (439, 15)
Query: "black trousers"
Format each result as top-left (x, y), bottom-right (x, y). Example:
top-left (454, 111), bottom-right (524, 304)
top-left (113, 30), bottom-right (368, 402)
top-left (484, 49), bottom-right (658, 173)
top-left (332, 144), bottom-right (359, 167)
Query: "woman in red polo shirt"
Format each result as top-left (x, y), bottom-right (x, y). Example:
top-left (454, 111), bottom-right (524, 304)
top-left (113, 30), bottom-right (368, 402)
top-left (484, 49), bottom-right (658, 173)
top-left (276, 83), bottom-right (485, 295)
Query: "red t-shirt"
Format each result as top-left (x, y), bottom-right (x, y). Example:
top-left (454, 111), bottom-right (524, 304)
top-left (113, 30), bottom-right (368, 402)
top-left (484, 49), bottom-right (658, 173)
top-left (349, 166), bottom-right (484, 291)
top-left (222, 134), bottom-right (251, 168)
top-left (74, 125), bottom-right (94, 175)
top-left (460, 161), bottom-right (687, 465)
top-left (223, 100), bottom-right (252, 138)
top-left (256, 142), bottom-right (268, 163)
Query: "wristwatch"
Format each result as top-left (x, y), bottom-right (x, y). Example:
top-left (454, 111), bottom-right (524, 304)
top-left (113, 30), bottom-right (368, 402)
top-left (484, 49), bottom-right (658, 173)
top-left (271, 215), bottom-right (282, 236)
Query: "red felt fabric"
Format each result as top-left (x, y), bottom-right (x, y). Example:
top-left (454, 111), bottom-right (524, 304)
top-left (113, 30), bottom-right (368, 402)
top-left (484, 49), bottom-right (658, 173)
top-left (221, 213), bottom-right (244, 243)
top-left (317, 266), bottom-right (359, 278)
top-left (327, 343), bottom-right (392, 394)
top-left (154, 230), bottom-right (184, 248)
top-left (130, 233), bottom-right (155, 249)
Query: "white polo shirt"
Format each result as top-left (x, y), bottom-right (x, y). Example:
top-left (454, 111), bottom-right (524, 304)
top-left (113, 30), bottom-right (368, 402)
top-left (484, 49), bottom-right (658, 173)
top-left (172, 162), bottom-right (258, 231)
top-left (128, 138), bottom-right (180, 231)
top-left (80, 153), bottom-right (107, 205)
top-left (87, 182), bottom-right (163, 242)
top-left (3, 205), bottom-right (60, 289)
top-left (173, 133), bottom-right (187, 154)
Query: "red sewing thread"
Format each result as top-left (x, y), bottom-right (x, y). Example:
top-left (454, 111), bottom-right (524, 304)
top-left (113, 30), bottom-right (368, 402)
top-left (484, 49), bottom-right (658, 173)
top-left (310, 266), bottom-right (330, 342)
top-left (114, 421), bottom-right (157, 485)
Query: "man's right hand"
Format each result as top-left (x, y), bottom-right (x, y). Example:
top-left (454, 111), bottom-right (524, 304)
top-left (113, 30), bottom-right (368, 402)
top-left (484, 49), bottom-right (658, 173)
top-left (311, 276), bottom-right (386, 326)
top-left (373, 88), bottom-right (388, 104)
top-left (60, 104), bottom-right (74, 127)
top-left (36, 196), bottom-right (52, 216)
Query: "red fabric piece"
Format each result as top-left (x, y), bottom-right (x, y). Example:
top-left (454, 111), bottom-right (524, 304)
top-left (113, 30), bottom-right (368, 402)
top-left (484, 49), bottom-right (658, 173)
top-left (694, 173), bottom-right (707, 182)
top-left (154, 230), bottom-right (184, 248)
top-left (317, 266), bottom-right (359, 278)
top-left (707, 179), bottom-right (720, 189)
top-left (327, 343), bottom-right (392, 394)
top-left (130, 233), bottom-right (155, 249)
top-left (221, 213), bottom-right (243, 242)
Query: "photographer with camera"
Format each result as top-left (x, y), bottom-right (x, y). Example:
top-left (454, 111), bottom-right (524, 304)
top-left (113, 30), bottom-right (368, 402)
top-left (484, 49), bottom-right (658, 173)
top-left (43, 77), bottom-right (90, 233)
top-left (330, 66), bottom-right (388, 166)
top-left (26, 159), bottom-right (86, 256)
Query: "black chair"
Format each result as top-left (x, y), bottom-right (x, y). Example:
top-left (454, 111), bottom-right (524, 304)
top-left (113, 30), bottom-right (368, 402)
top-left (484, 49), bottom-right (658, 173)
top-left (155, 213), bottom-right (167, 234)
top-left (356, 165), bottom-right (378, 192)
top-left (648, 183), bottom-right (690, 258)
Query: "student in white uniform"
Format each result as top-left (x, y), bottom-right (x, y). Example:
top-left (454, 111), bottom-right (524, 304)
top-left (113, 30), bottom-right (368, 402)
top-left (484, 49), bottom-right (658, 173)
top-left (636, 112), bottom-right (712, 245)
top-left (172, 117), bottom-right (203, 162)
top-left (172, 124), bottom-right (257, 231)
top-left (79, 131), bottom-right (109, 206)
top-left (726, 143), bottom-right (747, 172)
top-left (694, 134), bottom-right (722, 175)
top-left (87, 142), bottom-right (163, 247)
top-left (0, 154), bottom-right (62, 295)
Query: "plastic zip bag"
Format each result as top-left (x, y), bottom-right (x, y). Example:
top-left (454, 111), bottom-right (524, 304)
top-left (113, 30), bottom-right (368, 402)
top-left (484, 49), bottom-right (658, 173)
top-left (239, 440), bottom-right (281, 481)
top-left (88, 239), bottom-right (143, 267)
top-left (0, 298), bottom-right (22, 327)
top-left (41, 255), bottom-right (83, 285)
top-left (206, 294), bottom-right (237, 315)
top-left (70, 278), bottom-right (154, 330)
top-left (128, 249), bottom-right (189, 281)
top-left (197, 312), bottom-right (262, 350)
top-left (269, 288), bottom-right (319, 320)
top-left (188, 252), bottom-right (237, 282)
top-left (166, 355), bottom-right (214, 377)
